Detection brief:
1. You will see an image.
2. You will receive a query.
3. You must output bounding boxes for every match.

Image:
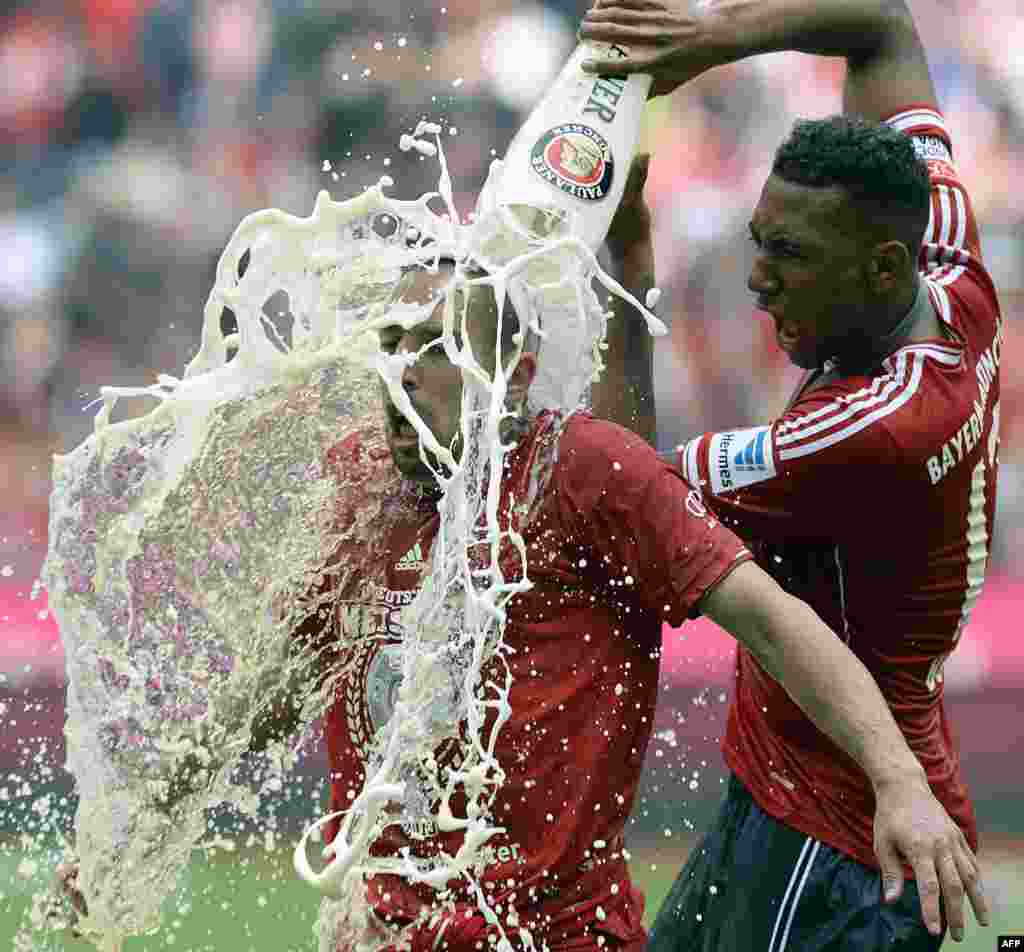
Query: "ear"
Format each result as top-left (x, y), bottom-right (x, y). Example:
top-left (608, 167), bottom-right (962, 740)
top-left (870, 241), bottom-right (913, 293)
top-left (506, 351), bottom-right (537, 408)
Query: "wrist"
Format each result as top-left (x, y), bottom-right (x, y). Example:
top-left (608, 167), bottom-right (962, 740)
top-left (605, 240), bottom-right (654, 283)
top-left (869, 759), bottom-right (929, 798)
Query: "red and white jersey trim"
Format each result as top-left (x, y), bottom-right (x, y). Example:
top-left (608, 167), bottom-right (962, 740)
top-left (776, 352), bottom-right (922, 461)
top-left (775, 346), bottom-right (954, 462)
top-left (926, 278), bottom-right (953, 325)
top-left (886, 107), bottom-right (951, 138)
top-left (923, 183), bottom-right (971, 282)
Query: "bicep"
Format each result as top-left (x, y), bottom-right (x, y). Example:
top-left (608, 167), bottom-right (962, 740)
top-left (700, 559), bottom-right (823, 682)
top-left (842, 2), bottom-right (938, 121)
top-left (700, 560), bottom-right (782, 653)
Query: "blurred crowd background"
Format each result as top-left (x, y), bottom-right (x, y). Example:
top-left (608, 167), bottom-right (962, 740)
top-left (1, 1), bottom-right (1021, 707)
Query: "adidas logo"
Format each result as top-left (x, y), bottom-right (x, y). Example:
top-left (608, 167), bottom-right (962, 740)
top-left (394, 542), bottom-right (425, 572)
top-left (733, 429), bottom-right (769, 472)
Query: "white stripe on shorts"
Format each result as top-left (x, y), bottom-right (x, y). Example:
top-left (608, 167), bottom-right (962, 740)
top-left (769, 837), bottom-right (822, 952)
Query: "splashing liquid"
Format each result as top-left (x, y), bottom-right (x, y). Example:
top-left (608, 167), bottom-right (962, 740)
top-left (39, 51), bottom-right (662, 952)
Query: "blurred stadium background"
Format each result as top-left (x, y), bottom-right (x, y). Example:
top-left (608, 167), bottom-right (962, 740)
top-left (0, 0), bottom-right (1021, 946)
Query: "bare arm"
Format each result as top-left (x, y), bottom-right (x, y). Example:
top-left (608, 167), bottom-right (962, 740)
top-left (590, 154), bottom-right (658, 445)
top-left (579, 0), bottom-right (939, 118)
top-left (701, 560), bottom-right (988, 941)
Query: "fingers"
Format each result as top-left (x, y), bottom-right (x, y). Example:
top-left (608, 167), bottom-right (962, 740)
top-left (583, 6), bottom-right (668, 24)
top-left (580, 20), bottom-right (661, 45)
top-left (875, 837), bottom-right (904, 904)
top-left (580, 52), bottom-right (656, 76)
top-left (954, 838), bottom-right (991, 931)
top-left (590, 0), bottom-right (667, 10)
top-left (908, 840), bottom-right (989, 942)
top-left (56, 861), bottom-right (88, 917)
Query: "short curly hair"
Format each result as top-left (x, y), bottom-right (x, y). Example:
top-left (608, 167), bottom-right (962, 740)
top-left (772, 115), bottom-right (932, 253)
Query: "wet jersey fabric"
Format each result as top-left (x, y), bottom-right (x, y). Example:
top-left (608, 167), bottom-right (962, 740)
top-left (678, 107), bottom-right (1001, 871)
top-left (318, 410), bottom-right (750, 950)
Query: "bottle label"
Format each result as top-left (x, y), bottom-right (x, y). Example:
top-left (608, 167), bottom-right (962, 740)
top-left (530, 123), bottom-right (614, 202)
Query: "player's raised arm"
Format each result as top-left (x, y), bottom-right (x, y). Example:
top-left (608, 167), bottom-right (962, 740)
top-left (699, 560), bottom-right (990, 941)
top-left (579, 0), bottom-right (938, 119)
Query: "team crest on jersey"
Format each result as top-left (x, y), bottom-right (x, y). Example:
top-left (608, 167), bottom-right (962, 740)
top-left (708, 426), bottom-right (776, 494)
top-left (340, 592), bottom-right (465, 811)
top-left (531, 123), bottom-right (614, 201)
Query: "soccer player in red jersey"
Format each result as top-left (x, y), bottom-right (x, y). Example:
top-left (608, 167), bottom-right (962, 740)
top-left (581, 0), bottom-right (998, 947)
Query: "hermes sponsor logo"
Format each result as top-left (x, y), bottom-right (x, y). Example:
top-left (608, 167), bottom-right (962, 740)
top-left (709, 426), bottom-right (776, 494)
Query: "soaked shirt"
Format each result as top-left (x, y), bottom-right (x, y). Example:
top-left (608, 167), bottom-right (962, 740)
top-left (318, 411), bottom-right (749, 950)
top-left (679, 107), bottom-right (1001, 870)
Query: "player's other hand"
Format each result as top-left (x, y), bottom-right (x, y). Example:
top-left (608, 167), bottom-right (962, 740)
top-left (579, 0), bottom-right (723, 96)
top-left (50, 859), bottom-right (87, 935)
top-left (605, 154), bottom-right (652, 265)
top-left (872, 773), bottom-right (990, 942)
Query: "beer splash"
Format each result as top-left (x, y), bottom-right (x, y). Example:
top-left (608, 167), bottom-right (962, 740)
top-left (35, 115), bottom-right (663, 952)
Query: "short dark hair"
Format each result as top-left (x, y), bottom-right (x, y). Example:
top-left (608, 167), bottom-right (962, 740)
top-left (772, 115), bottom-right (931, 253)
top-left (398, 260), bottom-right (522, 368)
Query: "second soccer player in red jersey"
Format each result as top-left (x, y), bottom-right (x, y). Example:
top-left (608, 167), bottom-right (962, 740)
top-left (582, 0), bottom-right (999, 947)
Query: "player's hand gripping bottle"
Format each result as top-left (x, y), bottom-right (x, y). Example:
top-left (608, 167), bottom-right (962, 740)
top-left (475, 42), bottom-right (652, 257)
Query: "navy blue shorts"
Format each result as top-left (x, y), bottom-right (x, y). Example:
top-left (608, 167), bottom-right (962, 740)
top-left (646, 775), bottom-right (944, 952)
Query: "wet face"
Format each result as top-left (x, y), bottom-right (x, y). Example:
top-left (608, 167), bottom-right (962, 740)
top-left (377, 268), bottom-right (533, 484)
top-left (747, 175), bottom-right (876, 370)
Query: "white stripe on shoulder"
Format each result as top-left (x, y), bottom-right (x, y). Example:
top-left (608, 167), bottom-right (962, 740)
top-left (953, 185), bottom-right (968, 249)
top-left (886, 108), bottom-right (949, 137)
top-left (898, 344), bottom-right (962, 366)
top-left (776, 358), bottom-right (912, 447)
top-left (927, 278), bottom-right (952, 324)
top-left (927, 184), bottom-right (969, 254)
top-left (937, 185), bottom-right (953, 245)
top-left (778, 354), bottom-right (926, 461)
top-left (776, 374), bottom-right (896, 438)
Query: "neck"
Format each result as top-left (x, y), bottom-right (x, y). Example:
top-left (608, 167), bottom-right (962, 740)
top-left (835, 279), bottom-right (935, 374)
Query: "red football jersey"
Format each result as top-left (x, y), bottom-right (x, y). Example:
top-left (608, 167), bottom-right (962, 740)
top-left (318, 412), bottom-right (749, 949)
top-left (679, 107), bottom-right (1002, 869)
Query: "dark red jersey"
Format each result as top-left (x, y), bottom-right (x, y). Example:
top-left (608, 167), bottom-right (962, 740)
top-left (679, 107), bottom-right (1002, 870)
top-left (318, 411), bottom-right (749, 950)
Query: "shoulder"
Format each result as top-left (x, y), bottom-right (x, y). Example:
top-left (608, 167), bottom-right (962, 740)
top-left (555, 412), bottom-right (663, 480)
top-left (777, 348), bottom-right (965, 474)
top-left (547, 412), bottom-right (685, 517)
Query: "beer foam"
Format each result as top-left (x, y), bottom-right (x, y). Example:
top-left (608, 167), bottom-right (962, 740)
top-left (39, 124), bottom-right (664, 952)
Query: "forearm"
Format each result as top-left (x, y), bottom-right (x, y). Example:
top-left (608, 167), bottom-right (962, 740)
top-left (704, 0), bottom-right (905, 66)
top-left (591, 242), bottom-right (658, 444)
top-left (704, 564), bottom-right (925, 792)
top-left (704, 0), bottom-right (934, 118)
